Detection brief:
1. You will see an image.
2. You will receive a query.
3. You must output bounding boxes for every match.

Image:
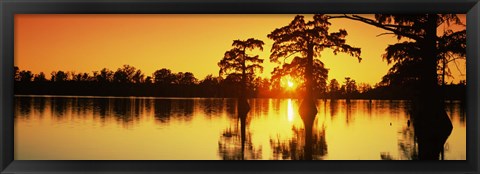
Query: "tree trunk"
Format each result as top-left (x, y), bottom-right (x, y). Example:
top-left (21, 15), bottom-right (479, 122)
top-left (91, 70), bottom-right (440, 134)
top-left (413, 14), bottom-right (452, 160)
top-left (299, 44), bottom-right (318, 160)
top-left (239, 51), bottom-right (250, 113)
top-left (300, 44), bottom-right (318, 124)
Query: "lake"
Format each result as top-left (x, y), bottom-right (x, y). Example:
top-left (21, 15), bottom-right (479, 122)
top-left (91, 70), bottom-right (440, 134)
top-left (14, 96), bottom-right (466, 160)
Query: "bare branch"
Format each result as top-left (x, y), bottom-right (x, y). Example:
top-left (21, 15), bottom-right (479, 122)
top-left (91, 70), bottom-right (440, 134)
top-left (328, 14), bottom-right (423, 41)
top-left (452, 59), bottom-right (465, 76)
top-left (376, 32), bottom-right (395, 37)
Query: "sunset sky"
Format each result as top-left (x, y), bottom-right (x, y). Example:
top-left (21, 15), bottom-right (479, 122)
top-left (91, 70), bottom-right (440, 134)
top-left (14, 14), bottom-right (466, 85)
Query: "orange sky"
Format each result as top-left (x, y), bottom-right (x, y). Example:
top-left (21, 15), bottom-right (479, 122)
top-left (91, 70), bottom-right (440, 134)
top-left (14, 14), bottom-right (466, 85)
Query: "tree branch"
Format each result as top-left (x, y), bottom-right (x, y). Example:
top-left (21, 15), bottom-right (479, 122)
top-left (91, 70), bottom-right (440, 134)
top-left (376, 32), bottom-right (395, 37)
top-left (328, 14), bottom-right (423, 41)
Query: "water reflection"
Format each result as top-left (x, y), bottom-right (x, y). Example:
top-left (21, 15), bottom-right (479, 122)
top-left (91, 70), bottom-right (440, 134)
top-left (287, 99), bottom-right (294, 122)
top-left (329, 99), bottom-right (339, 118)
top-left (52, 97), bottom-right (68, 118)
top-left (171, 99), bottom-right (194, 118)
top-left (270, 125), bottom-right (328, 160)
top-left (270, 99), bottom-right (328, 160)
top-left (92, 98), bottom-right (111, 121)
top-left (32, 97), bottom-right (46, 115)
top-left (154, 99), bottom-right (172, 123)
top-left (17, 97), bottom-right (32, 117)
top-left (14, 96), bottom-right (466, 160)
top-left (345, 101), bottom-right (353, 125)
top-left (218, 111), bottom-right (262, 160)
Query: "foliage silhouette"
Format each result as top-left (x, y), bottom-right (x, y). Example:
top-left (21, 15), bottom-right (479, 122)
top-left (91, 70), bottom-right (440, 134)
top-left (268, 14), bottom-right (361, 127)
top-left (153, 68), bottom-right (176, 85)
top-left (329, 14), bottom-right (465, 160)
top-left (343, 77), bottom-right (357, 102)
top-left (271, 56), bottom-right (329, 97)
top-left (14, 65), bottom-right (464, 101)
top-left (218, 38), bottom-right (265, 111)
top-left (327, 79), bottom-right (340, 99)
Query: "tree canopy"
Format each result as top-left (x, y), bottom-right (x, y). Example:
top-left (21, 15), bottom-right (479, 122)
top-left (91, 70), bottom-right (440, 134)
top-left (218, 38), bottom-right (265, 101)
top-left (268, 14), bottom-right (361, 102)
top-left (218, 38), bottom-right (265, 79)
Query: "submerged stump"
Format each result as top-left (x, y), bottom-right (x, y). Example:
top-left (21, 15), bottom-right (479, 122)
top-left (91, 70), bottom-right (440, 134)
top-left (411, 100), bottom-right (453, 160)
top-left (299, 98), bottom-right (318, 160)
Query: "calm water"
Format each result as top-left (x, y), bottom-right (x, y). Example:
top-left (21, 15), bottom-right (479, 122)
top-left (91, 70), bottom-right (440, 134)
top-left (14, 96), bottom-right (466, 160)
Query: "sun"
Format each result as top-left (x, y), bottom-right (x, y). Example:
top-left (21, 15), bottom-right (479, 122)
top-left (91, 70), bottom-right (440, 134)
top-left (287, 80), bottom-right (295, 88)
top-left (282, 76), bottom-right (297, 90)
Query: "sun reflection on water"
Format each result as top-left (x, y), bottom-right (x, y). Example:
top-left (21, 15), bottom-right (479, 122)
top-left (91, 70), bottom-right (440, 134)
top-left (287, 99), bottom-right (294, 122)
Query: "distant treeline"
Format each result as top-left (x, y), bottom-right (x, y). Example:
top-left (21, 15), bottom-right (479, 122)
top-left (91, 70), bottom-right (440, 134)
top-left (14, 65), bottom-right (465, 100)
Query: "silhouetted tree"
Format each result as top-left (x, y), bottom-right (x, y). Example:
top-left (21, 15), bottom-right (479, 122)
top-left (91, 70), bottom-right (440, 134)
top-left (268, 14), bottom-right (361, 125)
top-left (144, 76), bottom-right (152, 84)
top-left (175, 72), bottom-right (197, 85)
top-left (71, 72), bottom-right (90, 82)
top-left (271, 56), bottom-right (328, 96)
top-left (113, 65), bottom-right (138, 83)
top-left (13, 65), bottom-right (464, 100)
top-left (51, 71), bottom-right (68, 82)
top-left (328, 14), bottom-right (464, 160)
top-left (438, 29), bottom-right (466, 86)
top-left (330, 14), bottom-right (464, 97)
top-left (343, 77), bottom-right (357, 102)
top-left (19, 70), bottom-right (34, 82)
top-left (200, 74), bottom-right (222, 86)
top-left (153, 68), bottom-right (176, 85)
top-left (14, 66), bottom-right (20, 81)
top-left (82, 73), bottom-right (91, 81)
top-left (220, 74), bottom-right (243, 98)
top-left (72, 72), bottom-right (81, 82)
top-left (132, 69), bottom-right (145, 84)
top-left (328, 79), bottom-right (340, 99)
top-left (218, 38), bottom-right (265, 111)
top-left (199, 74), bottom-right (222, 97)
top-left (252, 77), bottom-right (271, 98)
top-left (357, 82), bottom-right (372, 93)
top-left (95, 68), bottom-right (114, 83)
top-left (33, 72), bottom-right (47, 82)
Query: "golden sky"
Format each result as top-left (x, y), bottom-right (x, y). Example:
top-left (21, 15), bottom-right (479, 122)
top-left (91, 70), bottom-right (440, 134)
top-left (14, 14), bottom-right (466, 85)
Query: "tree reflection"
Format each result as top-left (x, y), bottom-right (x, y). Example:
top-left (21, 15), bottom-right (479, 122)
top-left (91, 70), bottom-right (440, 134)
top-left (93, 98), bottom-right (110, 120)
top-left (144, 99), bottom-right (153, 113)
top-left (72, 98), bottom-right (93, 118)
top-left (345, 101), bottom-right (353, 125)
top-left (218, 104), bottom-right (262, 160)
top-left (366, 100), bottom-right (372, 117)
top-left (269, 98), bottom-right (328, 160)
top-left (171, 99), bottom-right (194, 121)
top-left (154, 99), bottom-right (172, 123)
top-left (381, 122), bottom-right (418, 160)
top-left (133, 98), bottom-right (142, 117)
top-left (201, 98), bottom-right (224, 117)
top-left (250, 99), bottom-right (270, 118)
top-left (270, 124), bottom-right (327, 160)
top-left (33, 97), bottom-right (46, 115)
top-left (225, 99), bottom-right (237, 116)
top-left (51, 97), bottom-right (68, 118)
top-left (397, 123), bottom-right (419, 160)
top-left (382, 104), bottom-right (453, 160)
top-left (17, 97), bottom-right (33, 116)
top-left (112, 98), bottom-right (141, 126)
top-left (411, 104), bottom-right (452, 160)
top-left (329, 99), bottom-right (339, 118)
